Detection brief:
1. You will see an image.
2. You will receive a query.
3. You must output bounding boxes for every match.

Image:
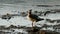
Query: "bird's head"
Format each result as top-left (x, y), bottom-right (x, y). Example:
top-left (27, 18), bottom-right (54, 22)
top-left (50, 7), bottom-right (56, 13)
top-left (29, 9), bottom-right (32, 12)
top-left (28, 9), bottom-right (32, 14)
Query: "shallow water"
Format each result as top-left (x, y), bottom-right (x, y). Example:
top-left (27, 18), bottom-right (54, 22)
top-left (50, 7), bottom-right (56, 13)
top-left (0, 0), bottom-right (60, 33)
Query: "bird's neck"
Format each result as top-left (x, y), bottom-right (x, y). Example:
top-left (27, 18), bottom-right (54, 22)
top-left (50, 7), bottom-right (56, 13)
top-left (28, 12), bottom-right (32, 16)
top-left (28, 13), bottom-right (30, 16)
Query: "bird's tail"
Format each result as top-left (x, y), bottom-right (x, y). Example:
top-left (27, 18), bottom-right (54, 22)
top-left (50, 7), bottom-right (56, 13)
top-left (39, 18), bottom-right (44, 21)
top-left (36, 18), bottom-right (44, 22)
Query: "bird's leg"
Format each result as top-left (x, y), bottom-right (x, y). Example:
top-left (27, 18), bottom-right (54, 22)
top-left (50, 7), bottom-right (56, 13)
top-left (34, 21), bottom-right (36, 27)
top-left (32, 21), bottom-right (34, 30)
top-left (32, 22), bottom-right (33, 28)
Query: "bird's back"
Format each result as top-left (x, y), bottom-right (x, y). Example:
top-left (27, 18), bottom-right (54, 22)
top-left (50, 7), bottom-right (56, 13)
top-left (29, 14), bottom-right (44, 22)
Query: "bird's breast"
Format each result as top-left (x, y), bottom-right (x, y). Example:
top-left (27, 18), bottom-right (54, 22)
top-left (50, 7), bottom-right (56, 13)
top-left (27, 15), bottom-right (36, 22)
top-left (27, 16), bottom-right (31, 20)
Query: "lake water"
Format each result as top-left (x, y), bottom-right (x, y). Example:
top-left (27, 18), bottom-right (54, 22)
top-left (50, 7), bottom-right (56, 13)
top-left (0, 3), bottom-right (60, 26)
